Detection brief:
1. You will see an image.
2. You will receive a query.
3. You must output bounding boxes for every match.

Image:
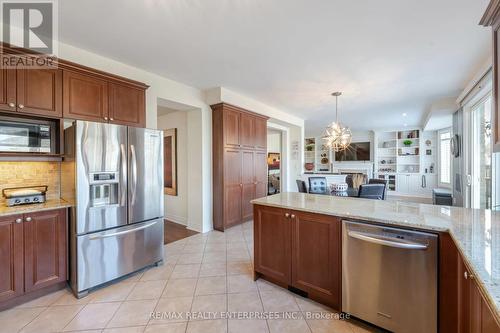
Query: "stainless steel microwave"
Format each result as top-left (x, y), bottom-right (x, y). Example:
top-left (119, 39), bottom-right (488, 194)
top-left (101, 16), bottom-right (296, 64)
top-left (0, 116), bottom-right (56, 153)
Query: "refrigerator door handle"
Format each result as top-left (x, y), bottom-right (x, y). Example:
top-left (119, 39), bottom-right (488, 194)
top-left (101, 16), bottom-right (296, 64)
top-left (130, 144), bottom-right (138, 204)
top-left (88, 221), bottom-right (157, 240)
top-left (120, 143), bottom-right (127, 206)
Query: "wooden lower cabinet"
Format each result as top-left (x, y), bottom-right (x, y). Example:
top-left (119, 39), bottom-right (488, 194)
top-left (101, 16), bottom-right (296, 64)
top-left (0, 215), bottom-right (24, 303)
top-left (253, 205), bottom-right (341, 310)
top-left (291, 211), bottom-right (341, 309)
top-left (254, 205), bottom-right (291, 285)
top-left (0, 208), bottom-right (67, 308)
top-left (24, 209), bottom-right (67, 292)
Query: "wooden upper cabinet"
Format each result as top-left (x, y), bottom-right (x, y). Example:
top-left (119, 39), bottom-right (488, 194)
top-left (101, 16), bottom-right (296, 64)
top-left (240, 113), bottom-right (255, 148)
top-left (0, 67), bottom-right (16, 113)
top-left (109, 82), bottom-right (145, 127)
top-left (253, 205), bottom-right (291, 286)
top-left (291, 211), bottom-right (341, 309)
top-left (223, 109), bottom-right (241, 147)
top-left (23, 209), bottom-right (67, 293)
top-left (16, 68), bottom-right (62, 117)
top-left (254, 117), bottom-right (267, 150)
top-left (0, 215), bottom-right (23, 303)
top-left (63, 71), bottom-right (109, 122)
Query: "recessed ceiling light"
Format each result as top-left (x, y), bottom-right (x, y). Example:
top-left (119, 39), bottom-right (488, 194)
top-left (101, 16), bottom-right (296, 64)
top-left (402, 113), bottom-right (407, 117)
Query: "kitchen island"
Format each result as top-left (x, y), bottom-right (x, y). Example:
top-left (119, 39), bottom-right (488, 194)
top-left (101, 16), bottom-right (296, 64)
top-left (252, 192), bottom-right (500, 332)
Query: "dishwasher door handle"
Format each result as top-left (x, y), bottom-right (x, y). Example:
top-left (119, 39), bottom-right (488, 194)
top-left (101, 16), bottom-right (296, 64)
top-left (347, 230), bottom-right (428, 250)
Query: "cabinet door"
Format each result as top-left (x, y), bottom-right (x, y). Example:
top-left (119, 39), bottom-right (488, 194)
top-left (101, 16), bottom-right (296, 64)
top-left (0, 215), bottom-right (24, 302)
top-left (291, 211), bottom-right (341, 309)
top-left (223, 109), bottom-right (240, 148)
top-left (254, 205), bottom-right (291, 285)
top-left (109, 82), bottom-right (145, 127)
top-left (254, 117), bottom-right (267, 150)
top-left (241, 150), bottom-right (255, 221)
top-left (469, 277), bottom-right (483, 333)
top-left (396, 174), bottom-right (409, 193)
top-left (240, 113), bottom-right (255, 149)
top-left (16, 68), bottom-right (62, 117)
top-left (63, 71), bottom-right (109, 122)
top-left (482, 298), bottom-right (500, 333)
top-left (254, 151), bottom-right (268, 199)
top-left (224, 149), bottom-right (242, 228)
top-left (0, 66), bottom-right (16, 113)
top-left (24, 209), bottom-right (67, 293)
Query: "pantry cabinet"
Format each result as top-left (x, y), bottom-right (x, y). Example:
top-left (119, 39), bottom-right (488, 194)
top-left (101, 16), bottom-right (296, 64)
top-left (212, 103), bottom-right (269, 231)
top-left (0, 209), bottom-right (67, 307)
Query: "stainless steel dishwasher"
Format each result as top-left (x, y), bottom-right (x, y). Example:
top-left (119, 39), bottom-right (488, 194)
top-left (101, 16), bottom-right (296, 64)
top-left (342, 221), bottom-right (438, 333)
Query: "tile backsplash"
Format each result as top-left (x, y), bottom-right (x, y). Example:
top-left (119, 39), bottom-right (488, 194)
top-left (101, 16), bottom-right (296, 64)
top-left (0, 162), bottom-right (60, 204)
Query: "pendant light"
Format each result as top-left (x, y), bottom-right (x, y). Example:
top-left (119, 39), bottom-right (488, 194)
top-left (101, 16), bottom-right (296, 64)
top-left (323, 92), bottom-right (352, 152)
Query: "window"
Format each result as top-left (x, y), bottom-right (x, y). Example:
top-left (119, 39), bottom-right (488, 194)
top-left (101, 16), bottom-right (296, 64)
top-left (439, 129), bottom-right (452, 186)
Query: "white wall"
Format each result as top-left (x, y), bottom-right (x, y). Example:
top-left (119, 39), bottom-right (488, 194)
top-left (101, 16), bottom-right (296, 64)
top-left (267, 132), bottom-right (281, 153)
top-left (157, 111), bottom-right (188, 225)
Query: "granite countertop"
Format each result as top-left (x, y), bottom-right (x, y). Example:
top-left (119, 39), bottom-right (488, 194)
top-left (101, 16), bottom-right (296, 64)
top-left (0, 198), bottom-right (74, 217)
top-left (252, 192), bottom-right (500, 321)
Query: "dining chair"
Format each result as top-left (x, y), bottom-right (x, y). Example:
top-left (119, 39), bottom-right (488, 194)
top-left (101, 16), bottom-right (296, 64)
top-left (368, 178), bottom-right (388, 200)
top-left (296, 180), bottom-right (307, 193)
top-left (308, 177), bottom-right (328, 195)
top-left (357, 184), bottom-right (386, 200)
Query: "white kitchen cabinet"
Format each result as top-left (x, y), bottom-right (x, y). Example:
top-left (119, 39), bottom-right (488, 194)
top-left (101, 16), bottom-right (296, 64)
top-left (395, 174), bottom-right (436, 196)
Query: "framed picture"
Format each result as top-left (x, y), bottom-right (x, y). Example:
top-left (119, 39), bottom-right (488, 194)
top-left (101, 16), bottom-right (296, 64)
top-left (267, 152), bottom-right (280, 170)
top-left (426, 149), bottom-right (432, 156)
top-left (164, 128), bottom-right (177, 196)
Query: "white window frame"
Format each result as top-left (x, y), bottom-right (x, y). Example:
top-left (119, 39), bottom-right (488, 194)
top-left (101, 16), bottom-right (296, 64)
top-left (438, 128), bottom-right (452, 188)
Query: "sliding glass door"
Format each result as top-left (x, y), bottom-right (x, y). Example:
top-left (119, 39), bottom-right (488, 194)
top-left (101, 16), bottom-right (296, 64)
top-left (466, 94), bottom-right (492, 209)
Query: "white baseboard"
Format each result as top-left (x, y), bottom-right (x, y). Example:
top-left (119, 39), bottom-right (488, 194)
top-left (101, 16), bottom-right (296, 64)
top-left (164, 214), bottom-right (187, 226)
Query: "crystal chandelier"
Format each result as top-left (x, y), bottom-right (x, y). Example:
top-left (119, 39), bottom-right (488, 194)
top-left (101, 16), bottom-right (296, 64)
top-left (323, 92), bottom-right (352, 152)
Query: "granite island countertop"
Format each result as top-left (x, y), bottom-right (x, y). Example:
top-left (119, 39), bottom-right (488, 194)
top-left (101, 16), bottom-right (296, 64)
top-left (0, 198), bottom-right (74, 217)
top-left (252, 192), bottom-right (500, 322)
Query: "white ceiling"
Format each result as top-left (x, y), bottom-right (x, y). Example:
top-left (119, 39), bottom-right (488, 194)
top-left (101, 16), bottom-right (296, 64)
top-left (59, 0), bottom-right (491, 134)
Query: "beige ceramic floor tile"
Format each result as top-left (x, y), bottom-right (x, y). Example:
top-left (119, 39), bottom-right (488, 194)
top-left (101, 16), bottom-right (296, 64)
top-left (190, 294), bottom-right (227, 320)
top-left (0, 307), bottom-right (46, 333)
top-left (63, 302), bottom-right (121, 331)
top-left (256, 279), bottom-right (287, 293)
top-left (20, 304), bottom-right (84, 333)
top-left (199, 263), bottom-right (226, 277)
top-left (227, 292), bottom-right (264, 312)
top-left (106, 300), bottom-right (157, 328)
top-left (53, 290), bottom-right (94, 306)
top-left (144, 322), bottom-right (187, 333)
top-left (295, 296), bottom-right (333, 313)
top-left (182, 244), bottom-right (206, 254)
top-left (195, 276), bottom-right (227, 295)
top-left (90, 282), bottom-right (137, 303)
top-left (170, 264), bottom-right (200, 279)
top-left (227, 274), bottom-right (258, 293)
top-left (201, 251), bottom-right (226, 264)
top-left (121, 271), bottom-right (145, 283)
top-left (267, 318), bottom-right (311, 333)
top-left (162, 278), bottom-right (197, 298)
top-left (186, 319), bottom-right (227, 333)
top-left (204, 243), bottom-right (227, 253)
top-left (127, 280), bottom-right (167, 300)
top-left (260, 291), bottom-right (300, 312)
top-left (228, 319), bottom-right (269, 333)
top-left (177, 253), bottom-right (204, 265)
top-left (149, 296), bottom-right (192, 324)
top-left (103, 326), bottom-right (146, 333)
top-left (227, 261), bottom-right (252, 276)
top-left (140, 264), bottom-right (174, 281)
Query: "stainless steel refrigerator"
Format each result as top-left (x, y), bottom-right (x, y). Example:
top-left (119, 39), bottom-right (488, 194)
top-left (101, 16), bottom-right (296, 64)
top-left (62, 120), bottom-right (164, 297)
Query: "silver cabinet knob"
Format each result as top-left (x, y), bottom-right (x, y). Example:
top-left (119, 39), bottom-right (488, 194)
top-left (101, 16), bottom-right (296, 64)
top-left (104, 117), bottom-right (108, 121)
top-left (18, 104), bottom-right (24, 109)
top-left (110, 118), bottom-right (114, 121)
top-left (290, 214), bottom-right (296, 219)
top-left (15, 218), bottom-right (22, 224)
top-left (285, 213), bottom-right (290, 218)
top-left (8, 102), bottom-right (15, 108)
top-left (464, 271), bottom-right (474, 280)
top-left (25, 217), bottom-right (32, 222)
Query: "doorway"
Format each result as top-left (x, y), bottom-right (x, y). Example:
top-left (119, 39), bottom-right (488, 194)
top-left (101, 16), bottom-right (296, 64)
top-left (267, 129), bottom-right (283, 195)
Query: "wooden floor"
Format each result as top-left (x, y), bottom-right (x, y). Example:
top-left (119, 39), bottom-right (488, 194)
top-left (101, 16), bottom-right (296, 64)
top-left (164, 219), bottom-right (198, 244)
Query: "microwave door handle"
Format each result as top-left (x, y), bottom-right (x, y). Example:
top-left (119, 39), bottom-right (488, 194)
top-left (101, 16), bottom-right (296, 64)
top-left (120, 143), bottom-right (127, 206)
top-left (347, 231), bottom-right (428, 250)
top-left (130, 144), bottom-right (138, 205)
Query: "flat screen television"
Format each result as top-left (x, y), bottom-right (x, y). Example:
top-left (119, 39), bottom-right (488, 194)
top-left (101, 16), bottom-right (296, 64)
top-left (335, 142), bottom-right (371, 161)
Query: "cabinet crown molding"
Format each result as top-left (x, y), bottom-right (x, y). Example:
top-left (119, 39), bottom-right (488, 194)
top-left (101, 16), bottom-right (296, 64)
top-left (480, 0), bottom-right (500, 26)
